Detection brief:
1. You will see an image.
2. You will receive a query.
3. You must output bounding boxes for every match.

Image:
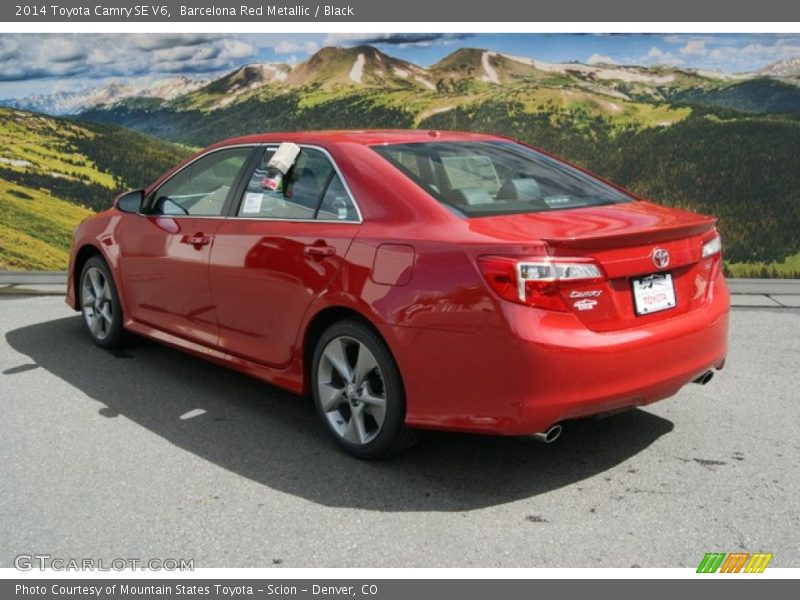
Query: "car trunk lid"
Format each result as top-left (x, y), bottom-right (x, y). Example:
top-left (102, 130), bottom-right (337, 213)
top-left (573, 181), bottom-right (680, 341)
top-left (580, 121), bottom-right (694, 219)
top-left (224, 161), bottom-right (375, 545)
top-left (469, 201), bottom-right (721, 331)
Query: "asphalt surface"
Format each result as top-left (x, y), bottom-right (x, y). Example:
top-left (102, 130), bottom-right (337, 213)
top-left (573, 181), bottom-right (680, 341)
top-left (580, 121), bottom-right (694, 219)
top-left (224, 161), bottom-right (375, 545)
top-left (0, 296), bottom-right (798, 568)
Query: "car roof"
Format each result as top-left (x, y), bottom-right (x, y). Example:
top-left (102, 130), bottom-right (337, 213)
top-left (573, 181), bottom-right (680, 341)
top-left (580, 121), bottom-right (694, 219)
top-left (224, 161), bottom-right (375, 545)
top-left (209, 129), bottom-right (508, 149)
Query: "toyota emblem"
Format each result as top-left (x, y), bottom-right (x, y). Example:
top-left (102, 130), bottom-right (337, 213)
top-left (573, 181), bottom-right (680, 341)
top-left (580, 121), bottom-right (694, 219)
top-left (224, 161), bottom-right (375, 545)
top-left (652, 248), bottom-right (670, 269)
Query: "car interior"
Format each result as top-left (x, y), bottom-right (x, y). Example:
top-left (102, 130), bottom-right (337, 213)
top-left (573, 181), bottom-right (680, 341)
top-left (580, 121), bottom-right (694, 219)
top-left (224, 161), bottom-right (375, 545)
top-left (238, 148), bottom-right (358, 221)
top-left (374, 142), bottom-right (631, 216)
top-left (151, 148), bottom-right (250, 216)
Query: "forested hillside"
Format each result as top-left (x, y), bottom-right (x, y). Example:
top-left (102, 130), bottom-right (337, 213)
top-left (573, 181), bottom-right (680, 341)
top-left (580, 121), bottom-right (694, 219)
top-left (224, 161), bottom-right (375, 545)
top-left (0, 108), bottom-right (191, 269)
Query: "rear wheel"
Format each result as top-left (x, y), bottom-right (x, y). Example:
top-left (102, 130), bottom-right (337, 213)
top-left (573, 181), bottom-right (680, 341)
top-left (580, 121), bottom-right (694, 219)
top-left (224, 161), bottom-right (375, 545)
top-left (79, 256), bottom-right (125, 349)
top-left (311, 319), bottom-right (419, 459)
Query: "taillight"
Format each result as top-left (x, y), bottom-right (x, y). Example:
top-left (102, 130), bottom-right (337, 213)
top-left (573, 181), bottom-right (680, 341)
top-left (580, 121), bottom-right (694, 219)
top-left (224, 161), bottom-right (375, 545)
top-left (478, 256), bottom-right (603, 311)
top-left (702, 233), bottom-right (722, 259)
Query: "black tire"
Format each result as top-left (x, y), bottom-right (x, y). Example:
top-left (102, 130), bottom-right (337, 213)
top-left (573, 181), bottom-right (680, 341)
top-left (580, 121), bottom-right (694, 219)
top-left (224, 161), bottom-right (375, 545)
top-left (79, 255), bottom-right (126, 349)
top-left (311, 319), bottom-right (419, 459)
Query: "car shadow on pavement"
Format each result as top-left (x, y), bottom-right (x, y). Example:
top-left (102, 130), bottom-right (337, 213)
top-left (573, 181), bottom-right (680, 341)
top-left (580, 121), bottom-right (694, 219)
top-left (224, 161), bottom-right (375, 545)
top-left (6, 315), bottom-right (674, 512)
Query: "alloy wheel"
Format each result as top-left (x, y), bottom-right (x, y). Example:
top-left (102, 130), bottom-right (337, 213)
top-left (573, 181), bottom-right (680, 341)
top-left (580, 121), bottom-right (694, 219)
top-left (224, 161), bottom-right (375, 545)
top-left (316, 335), bottom-right (387, 446)
top-left (81, 266), bottom-right (114, 341)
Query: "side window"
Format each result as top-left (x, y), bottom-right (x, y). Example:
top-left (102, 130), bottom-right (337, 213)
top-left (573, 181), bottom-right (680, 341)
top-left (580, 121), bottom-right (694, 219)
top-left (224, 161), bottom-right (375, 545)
top-left (382, 146), bottom-right (439, 193)
top-left (394, 150), bottom-right (423, 177)
top-left (237, 147), bottom-right (358, 221)
top-left (317, 174), bottom-right (358, 221)
top-left (150, 148), bottom-right (252, 216)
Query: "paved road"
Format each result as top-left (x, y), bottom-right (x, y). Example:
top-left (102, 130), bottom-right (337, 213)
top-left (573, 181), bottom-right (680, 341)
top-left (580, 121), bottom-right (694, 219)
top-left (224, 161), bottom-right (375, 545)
top-left (1, 297), bottom-right (798, 568)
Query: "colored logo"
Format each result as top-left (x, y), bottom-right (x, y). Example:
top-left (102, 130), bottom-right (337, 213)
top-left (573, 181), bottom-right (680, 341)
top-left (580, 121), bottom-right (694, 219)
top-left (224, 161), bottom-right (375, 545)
top-left (697, 552), bottom-right (773, 573)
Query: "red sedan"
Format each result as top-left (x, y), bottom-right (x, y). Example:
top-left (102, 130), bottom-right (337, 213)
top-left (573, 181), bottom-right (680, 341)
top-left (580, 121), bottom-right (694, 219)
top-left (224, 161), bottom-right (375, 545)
top-left (66, 130), bottom-right (729, 458)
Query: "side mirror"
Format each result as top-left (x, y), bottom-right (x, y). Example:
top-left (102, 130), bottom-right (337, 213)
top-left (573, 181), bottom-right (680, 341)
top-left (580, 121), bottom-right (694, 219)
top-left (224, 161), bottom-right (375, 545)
top-left (115, 189), bottom-right (144, 214)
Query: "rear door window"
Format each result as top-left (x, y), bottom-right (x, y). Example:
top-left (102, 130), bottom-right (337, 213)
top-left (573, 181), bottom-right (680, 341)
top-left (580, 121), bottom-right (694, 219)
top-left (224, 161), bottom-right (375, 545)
top-left (236, 147), bottom-right (358, 221)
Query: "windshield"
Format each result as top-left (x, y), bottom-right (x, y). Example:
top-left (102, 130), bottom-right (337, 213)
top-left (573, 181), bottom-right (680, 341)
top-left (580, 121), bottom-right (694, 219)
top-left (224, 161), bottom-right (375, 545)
top-left (372, 141), bottom-right (634, 217)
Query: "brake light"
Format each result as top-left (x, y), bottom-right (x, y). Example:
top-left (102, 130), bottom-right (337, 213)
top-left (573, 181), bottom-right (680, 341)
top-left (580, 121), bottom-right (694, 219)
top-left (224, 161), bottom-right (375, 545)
top-left (702, 233), bottom-right (722, 259)
top-left (478, 256), bottom-right (603, 311)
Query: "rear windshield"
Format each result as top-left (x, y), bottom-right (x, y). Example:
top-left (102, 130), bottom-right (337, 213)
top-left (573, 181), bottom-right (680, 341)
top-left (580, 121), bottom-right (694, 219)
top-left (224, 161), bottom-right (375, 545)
top-left (372, 141), bottom-right (633, 217)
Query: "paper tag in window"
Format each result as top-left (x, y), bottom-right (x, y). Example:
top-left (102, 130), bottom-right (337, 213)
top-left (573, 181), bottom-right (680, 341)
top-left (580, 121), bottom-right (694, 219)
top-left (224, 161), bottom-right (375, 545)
top-left (241, 192), bottom-right (263, 214)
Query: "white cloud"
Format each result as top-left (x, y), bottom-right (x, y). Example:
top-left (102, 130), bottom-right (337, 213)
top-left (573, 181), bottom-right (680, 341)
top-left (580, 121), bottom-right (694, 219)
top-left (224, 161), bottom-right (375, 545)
top-left (217, 39), bottom-right (255, 60)
top-left (642, 47), bottom-right (684, 66)
top-left (41, 38), bottom-right (85, 63)
top-left (321, 33), bottom-right (469, 47)
top-left (0, 34), bottom-right (257, 82)
top-left (129, 34), bottom-right (219, 51)
top-left (587, 54), bottom-right (616, 65)
top-left (662, 35), bottom-right (800, 71)
top-left (706, 41), bottom-right (800, 70)
top-left (273, 40), bottom-right (319, 55)
top-left (662, 34), bottom-right (717, 45)
top-left (681, 40), bottom-right (708, 55)
top-left (0, 38), bottom-right (20, 62)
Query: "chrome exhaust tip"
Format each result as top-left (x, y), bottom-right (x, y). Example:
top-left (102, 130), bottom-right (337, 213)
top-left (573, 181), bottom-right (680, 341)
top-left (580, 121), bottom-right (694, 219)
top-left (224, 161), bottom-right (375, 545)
top-left (693, 370), bottom-right (715, 385)
top-left (530, 424), bottom-right (562, 444)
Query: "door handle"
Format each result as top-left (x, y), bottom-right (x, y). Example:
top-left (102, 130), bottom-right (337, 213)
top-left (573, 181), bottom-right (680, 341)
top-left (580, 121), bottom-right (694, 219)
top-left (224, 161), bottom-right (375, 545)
top-left (304, 244), bottom-right (336, 257)
top-left (184, 232), bottom-right (211, 247)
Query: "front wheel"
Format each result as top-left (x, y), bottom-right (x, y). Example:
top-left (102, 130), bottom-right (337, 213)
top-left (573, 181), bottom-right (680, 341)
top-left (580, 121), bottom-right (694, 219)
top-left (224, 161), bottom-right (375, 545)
top-left (311, 319), bottom-right (419, 459)
top-left (79, 256), bottom-right (126, 349)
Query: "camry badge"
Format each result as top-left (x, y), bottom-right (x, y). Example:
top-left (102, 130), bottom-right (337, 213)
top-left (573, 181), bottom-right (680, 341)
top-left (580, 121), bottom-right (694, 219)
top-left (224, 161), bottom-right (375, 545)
top-left (652, 248), bottom-right (670, 269)
top-left (569, 290), bottom-right (602, 298)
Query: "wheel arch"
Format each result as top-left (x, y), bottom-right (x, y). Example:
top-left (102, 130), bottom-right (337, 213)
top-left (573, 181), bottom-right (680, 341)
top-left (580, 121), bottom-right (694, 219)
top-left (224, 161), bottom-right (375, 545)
top-left (300, 305), bottom-right (401, 396)
top-left (72, 244), bottom-right (127, 316)
top-left (73, 244), bottom-right (104, 308)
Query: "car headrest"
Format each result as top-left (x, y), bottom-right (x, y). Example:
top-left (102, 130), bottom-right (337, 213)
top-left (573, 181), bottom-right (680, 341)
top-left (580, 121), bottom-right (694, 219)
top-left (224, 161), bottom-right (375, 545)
top-left (497, 178), bottom-right (544, 203)
top-left (447, 187), bottom-right (494, 206)
top-left (286, 169), bottom-right (319, 206)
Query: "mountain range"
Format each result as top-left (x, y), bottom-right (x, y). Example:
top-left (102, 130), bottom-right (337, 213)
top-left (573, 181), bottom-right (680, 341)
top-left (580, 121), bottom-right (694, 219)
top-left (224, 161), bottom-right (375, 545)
top-left (4, 46), bottom-right (800, 116)
top-left (1, 45), bottom-right (800, 275)
top-left (2, 76), bottom-right (208, 115)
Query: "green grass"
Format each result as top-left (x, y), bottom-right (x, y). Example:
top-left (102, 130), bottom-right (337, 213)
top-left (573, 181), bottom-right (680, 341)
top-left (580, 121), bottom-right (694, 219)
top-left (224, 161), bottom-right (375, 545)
top-left (726, 251), bottom-right (800, 279)
top-left (0, 110), bottom-right (116, 187)
top-left (0, 178), bottom-right (92, 270)
top-left (0, 107), bottom-right (190, 270)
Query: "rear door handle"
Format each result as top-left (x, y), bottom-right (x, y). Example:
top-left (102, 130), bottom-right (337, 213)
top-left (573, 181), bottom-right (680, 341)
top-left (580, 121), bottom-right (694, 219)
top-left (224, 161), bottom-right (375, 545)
top-left (304, 244), bottom-right (336, 257)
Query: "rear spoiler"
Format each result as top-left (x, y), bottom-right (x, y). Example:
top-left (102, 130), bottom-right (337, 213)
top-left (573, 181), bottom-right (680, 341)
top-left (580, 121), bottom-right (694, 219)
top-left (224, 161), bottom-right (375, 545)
top-left (543, 217), bottom-right (717, 250)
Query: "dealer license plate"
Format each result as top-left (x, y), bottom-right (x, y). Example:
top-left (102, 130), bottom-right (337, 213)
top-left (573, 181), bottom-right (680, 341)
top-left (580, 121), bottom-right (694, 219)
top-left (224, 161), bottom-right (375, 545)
top-left (632, 273), bottom-right (676, 315)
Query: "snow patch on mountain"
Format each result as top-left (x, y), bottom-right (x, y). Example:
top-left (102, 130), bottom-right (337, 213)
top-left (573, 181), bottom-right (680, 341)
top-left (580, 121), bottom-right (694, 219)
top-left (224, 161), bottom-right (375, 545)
top-left (758, 56), bottom-right (800, 78)
top-left (415, 76), bottom-right (436, 90)
top-left (499, 53), bottom-right (677, 84)
top-left (481, 51), bottom-right (499, 84)
top-left (349, 53), bottom-right (366, 83)
top-left (0, 157), bottom-right (33, 168)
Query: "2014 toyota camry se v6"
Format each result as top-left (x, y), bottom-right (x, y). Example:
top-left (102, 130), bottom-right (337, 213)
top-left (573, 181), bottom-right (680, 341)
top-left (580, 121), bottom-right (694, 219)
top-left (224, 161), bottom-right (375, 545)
top-left (66, 130), bottom-right (729, 458)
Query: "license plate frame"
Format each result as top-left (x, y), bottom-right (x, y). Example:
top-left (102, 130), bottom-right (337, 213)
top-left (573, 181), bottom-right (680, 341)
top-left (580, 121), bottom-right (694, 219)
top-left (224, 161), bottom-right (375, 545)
top-left (632, 272), bottom-right (677, 316)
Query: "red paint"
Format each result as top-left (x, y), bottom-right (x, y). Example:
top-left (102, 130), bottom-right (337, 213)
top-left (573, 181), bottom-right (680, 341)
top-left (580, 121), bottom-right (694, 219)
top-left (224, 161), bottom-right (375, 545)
top-left (66, 130), bottom-right (729, 436)
top-left (371, 244), bottom-right (415, 286)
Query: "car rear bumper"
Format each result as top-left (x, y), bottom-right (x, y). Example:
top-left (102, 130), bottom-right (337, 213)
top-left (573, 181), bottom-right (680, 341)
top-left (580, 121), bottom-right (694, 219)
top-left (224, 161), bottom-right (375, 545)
top-left (388, 273), bottom-right (730, 435)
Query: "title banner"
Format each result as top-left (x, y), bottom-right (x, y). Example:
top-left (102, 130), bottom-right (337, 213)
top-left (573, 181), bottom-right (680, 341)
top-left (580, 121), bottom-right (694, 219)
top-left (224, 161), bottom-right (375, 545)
top-left (3, 0), bottom-right (800, 22)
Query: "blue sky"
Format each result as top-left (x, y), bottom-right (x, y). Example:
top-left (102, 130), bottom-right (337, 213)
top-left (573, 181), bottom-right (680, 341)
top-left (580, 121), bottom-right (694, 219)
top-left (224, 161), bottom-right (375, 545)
top-left (2, 33), bottom-right (800, 98)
